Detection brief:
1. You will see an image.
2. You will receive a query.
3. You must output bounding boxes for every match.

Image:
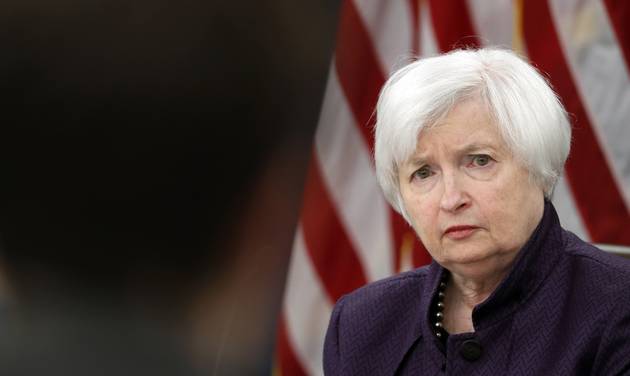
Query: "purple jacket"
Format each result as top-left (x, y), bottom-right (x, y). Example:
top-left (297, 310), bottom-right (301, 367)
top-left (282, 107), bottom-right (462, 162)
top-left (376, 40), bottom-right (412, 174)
top-left (323, 202), bottom-right (630, 375)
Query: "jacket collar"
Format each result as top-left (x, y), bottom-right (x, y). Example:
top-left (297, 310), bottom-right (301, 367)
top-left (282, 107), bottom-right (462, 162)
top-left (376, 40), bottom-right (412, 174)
top-left (422, 199), bottom-right (565, 334)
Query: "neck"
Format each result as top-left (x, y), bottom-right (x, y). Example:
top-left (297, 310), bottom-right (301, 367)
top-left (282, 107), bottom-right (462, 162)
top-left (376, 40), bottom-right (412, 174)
top-left (448, 270), bottom-right (507, 309)
top-left (441, 266), bottom-right (511, 334)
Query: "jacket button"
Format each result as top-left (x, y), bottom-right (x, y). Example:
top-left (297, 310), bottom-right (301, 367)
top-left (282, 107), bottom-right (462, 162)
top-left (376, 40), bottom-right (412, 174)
top-left (460, 339), bottom-right (482, 361)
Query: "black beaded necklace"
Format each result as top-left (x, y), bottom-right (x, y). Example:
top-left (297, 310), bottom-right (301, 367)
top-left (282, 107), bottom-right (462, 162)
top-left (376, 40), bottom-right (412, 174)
top-left (433, 272), bottom-right (449, 339)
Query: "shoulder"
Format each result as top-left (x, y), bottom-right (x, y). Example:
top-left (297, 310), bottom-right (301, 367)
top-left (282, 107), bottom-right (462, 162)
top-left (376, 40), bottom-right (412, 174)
top-left (326, 267), bottom-right (430, 345)
top-left (335, 266), bottom-right (430, 311)
top-left (323, 267), bottom-right (431, 375)
top-left (561, 230), bottom-right (630, 293)
top-left (560, 234), bottom-right (630, 374)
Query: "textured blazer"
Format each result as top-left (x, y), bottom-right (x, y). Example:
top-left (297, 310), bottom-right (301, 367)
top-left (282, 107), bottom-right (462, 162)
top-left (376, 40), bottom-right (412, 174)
top-left (323, 202), bottom-right (630, 375)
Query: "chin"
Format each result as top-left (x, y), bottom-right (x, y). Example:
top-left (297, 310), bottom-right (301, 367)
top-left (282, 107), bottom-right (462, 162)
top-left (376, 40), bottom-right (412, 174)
top-left (441, 248), bottom-right (501, 273)
top-left (445, 243), bottom-right (494, 262)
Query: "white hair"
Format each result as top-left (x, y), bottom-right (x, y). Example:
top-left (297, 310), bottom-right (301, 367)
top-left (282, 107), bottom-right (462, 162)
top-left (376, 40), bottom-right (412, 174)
top-left (374, 48), bottom-right (571, 217)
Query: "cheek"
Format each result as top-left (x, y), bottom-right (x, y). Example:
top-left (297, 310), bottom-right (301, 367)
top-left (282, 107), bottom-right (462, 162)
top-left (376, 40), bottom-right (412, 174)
top-left (482, 172), bottom-right (540, 238)
top-left (402, 192), bottom-right (440, 243)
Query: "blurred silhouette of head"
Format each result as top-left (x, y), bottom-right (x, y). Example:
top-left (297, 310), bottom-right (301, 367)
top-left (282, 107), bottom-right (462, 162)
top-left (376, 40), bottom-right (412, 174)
top-left (0, 0), bottom-right (278, 306)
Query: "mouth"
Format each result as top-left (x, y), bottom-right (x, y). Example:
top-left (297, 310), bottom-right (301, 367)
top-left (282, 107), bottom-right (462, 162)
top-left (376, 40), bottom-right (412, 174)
top-left (443, 225), bottom-right (479, 240)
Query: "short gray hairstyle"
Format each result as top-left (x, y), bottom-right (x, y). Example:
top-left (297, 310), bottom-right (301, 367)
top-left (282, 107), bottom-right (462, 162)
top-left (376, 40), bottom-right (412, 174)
top-left (374, 48), bottom-right (571, 217)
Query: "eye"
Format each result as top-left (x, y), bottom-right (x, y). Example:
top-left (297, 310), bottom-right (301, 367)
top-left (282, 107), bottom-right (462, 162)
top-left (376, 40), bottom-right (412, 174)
top-left (469, 154), bottom-right (492, 167)
top-left (412, 165), bottom-right (433, 180)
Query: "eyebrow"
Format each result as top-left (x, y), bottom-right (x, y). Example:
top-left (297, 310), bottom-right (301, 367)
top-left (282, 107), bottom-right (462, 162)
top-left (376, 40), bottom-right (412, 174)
top-left (407, 142), bottom-right (500, 167)
top-left (460, 142), bottom-right (499, 155)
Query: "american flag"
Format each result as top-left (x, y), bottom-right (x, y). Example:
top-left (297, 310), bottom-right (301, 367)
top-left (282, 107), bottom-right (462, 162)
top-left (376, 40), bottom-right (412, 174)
top-left (275, 1), bottom-right (630, 374)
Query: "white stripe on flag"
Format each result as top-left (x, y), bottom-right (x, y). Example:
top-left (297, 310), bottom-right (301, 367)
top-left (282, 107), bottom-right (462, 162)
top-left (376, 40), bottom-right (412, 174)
top-left (467, 0), bottom-right (514, 48)
top-left (283, 226), bottom-right (331, 376)
top-left (315, 64), bottom-right (394, 282)
top-left (354, 0), bottom-right (414, 74)
top-left (549, 0), bottom-right (630, 209)
top-left (551, 174), bottom-right (590, 241)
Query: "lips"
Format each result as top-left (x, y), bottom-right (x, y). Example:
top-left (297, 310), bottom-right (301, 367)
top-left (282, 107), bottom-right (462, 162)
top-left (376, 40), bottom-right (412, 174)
top-left (443, 225), bottom-right (479, 240)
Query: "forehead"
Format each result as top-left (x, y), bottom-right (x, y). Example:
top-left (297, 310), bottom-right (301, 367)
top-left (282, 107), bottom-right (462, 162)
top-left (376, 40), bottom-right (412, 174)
top-left (414, 100), bottom-right (506, 157)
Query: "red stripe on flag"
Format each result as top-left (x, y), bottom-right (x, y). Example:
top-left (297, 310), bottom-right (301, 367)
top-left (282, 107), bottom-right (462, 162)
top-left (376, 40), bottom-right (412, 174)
top-left (390, 210), bottom-right (432, 271)
top-left (275, 315), bottom-right (308, 376)
top-left (602, 0), bottom-right (630, 70)
top-left (301, 151), bottom-right (368, 302)
top-left (428, 0), bottom-right (481, 51)
top-left (334, 0), bottom-right (386, 148)
top-left (412, 240), bottom-right (432, 268)
top-left (523, 1), bottom-right (630, 245)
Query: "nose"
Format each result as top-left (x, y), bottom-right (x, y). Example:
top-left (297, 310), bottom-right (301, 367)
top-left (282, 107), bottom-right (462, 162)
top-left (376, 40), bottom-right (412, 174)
top-left (439, 170), bottom-right (470, 213)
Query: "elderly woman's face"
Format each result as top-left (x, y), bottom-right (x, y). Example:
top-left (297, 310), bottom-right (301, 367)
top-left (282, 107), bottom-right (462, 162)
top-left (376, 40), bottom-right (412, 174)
top-left (398, 99), bottom-right (544, 278)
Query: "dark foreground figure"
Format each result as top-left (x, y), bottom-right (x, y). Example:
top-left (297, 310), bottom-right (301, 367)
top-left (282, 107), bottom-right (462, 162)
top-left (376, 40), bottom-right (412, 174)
top-left (0, 1), bottom-right (335, 374)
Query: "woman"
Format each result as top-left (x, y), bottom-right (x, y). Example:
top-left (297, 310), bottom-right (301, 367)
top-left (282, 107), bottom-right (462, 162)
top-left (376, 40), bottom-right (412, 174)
top-left (323, 48), bottom-right (630, 375)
